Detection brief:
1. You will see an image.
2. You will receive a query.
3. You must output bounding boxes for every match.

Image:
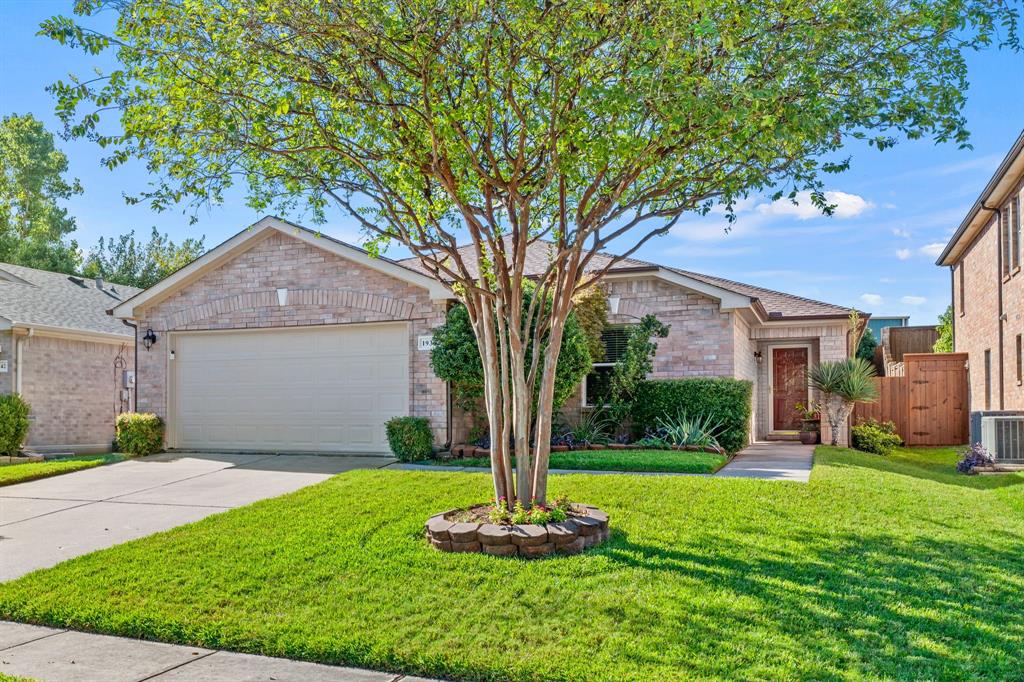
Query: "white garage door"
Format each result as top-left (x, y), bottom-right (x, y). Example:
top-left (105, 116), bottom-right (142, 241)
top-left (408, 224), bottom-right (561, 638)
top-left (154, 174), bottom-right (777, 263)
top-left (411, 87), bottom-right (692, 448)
top-left (171, 323), bottom-right (409, 453)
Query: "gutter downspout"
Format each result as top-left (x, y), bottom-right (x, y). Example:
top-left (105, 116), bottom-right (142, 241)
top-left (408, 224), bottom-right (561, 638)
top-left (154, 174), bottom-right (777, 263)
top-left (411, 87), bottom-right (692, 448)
top-left (121, 319), bottom-right (138, 412)
top-left (13, 328), bottom-right (32, 395)
top-left (993, 204), bottom-right (1006, 410)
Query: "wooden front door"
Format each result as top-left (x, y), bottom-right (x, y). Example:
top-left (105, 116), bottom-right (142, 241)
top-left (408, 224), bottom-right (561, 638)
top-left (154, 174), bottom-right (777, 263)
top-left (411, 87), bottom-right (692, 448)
top-left (772, 347), bottom-right (808, 431)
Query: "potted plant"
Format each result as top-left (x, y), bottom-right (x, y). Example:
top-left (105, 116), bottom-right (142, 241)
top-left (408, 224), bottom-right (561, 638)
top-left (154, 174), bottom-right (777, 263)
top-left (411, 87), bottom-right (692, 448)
top-left (794, 402), bottom-right (821, 445)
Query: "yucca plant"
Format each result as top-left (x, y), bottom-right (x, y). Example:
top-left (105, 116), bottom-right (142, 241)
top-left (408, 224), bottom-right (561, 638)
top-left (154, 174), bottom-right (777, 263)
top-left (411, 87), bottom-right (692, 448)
top-left (807, 358), bottom-right (879, 446)
top-left (569, 409), bottom-right (613, 446)
top-left (655, 412), bottom-right (723, 450)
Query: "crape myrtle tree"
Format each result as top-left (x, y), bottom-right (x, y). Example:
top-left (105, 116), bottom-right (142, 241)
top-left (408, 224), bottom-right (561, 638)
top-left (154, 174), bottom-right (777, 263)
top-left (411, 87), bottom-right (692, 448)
top-left (43, 0), bottom-right (1019, 505)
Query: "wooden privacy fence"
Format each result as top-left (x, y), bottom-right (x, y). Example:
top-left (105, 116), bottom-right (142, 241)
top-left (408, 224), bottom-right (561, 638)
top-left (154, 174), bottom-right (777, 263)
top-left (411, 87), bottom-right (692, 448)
top-left (853, 353), bottom-right (968, 446)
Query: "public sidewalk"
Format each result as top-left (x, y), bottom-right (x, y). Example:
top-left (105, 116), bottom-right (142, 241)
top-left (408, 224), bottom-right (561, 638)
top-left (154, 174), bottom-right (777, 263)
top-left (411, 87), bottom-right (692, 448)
top-left (0, 621), bottom-right (442, 682)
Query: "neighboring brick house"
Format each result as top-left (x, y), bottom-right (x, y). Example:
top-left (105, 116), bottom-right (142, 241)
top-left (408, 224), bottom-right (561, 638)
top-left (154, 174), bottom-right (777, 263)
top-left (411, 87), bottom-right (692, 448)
top-left (0, 263), bottom-right (140, 453)
top-left (113, 216), bottom-right (862, 454)
top-left (936, 130), bottom-right (1024, 424)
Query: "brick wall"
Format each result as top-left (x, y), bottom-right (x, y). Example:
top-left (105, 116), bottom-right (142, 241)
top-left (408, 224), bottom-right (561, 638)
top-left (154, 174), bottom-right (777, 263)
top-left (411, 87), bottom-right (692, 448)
top-left (606, 276), bottom-right (734, 376)
top-left (134, 231), bottom-right (448, 445)
top-left (732, 313), bottom-right (759, 444)
top-left (557, 277), bottom-right (735, 426)
top-left (19, 334), bottom-right (133, 452)
top-left (954, 217), bottom-right (1000, 410)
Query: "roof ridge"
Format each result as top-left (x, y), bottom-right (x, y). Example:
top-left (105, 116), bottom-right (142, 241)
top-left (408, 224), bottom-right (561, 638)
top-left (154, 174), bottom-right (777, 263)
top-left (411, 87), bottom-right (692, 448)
top-left (669, 267), bottom-right (850, 312)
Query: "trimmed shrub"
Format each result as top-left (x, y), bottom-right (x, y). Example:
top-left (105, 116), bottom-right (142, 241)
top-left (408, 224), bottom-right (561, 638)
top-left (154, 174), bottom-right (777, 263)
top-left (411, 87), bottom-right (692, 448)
top-left (851, 418), bottom-right (902, 455)
top-left (116, 413), bottom-right (164, 456)
top-left (0, 394), bottom-right (31, 456)
top-left (385, 416), bottom-right (434, 462)
top-left (631, 378), bottom-right (752, 454)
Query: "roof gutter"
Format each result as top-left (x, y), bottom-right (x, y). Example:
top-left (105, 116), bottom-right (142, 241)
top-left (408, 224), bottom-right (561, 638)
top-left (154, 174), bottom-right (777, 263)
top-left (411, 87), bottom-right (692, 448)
top-left (936, 130), bottom-right (1024, 266)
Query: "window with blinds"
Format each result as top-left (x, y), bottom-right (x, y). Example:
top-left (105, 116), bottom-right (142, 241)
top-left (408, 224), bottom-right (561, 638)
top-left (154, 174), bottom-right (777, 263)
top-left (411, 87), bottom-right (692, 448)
top-left (1016, 194), bottom-right (1023, 272)
top-left (583, 325), bottom-right (632, 407)
top-left (1002, 195), bottom-right (1021, 275)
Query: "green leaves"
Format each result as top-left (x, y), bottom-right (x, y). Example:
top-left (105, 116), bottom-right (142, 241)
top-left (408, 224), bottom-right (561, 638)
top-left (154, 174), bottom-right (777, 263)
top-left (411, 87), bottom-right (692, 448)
top-left (37, 0), bottom-right (1020, 242)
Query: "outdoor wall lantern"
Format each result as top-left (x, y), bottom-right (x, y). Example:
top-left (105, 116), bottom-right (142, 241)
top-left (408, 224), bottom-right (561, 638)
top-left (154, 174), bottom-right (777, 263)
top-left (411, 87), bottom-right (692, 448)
top-left (142, 328), bottom-right (158, 351)
top-left (753, 350), bottom-right (763, 364)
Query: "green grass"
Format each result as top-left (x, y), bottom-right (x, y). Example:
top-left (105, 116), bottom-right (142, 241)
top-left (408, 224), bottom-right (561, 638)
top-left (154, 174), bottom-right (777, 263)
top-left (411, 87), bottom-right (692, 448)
top-left (427, 448), bottom-right (728, 473)
top-left (0, 446), bottom-right (1022, 680)
top-left (0, 454), bottom-right (124, 487)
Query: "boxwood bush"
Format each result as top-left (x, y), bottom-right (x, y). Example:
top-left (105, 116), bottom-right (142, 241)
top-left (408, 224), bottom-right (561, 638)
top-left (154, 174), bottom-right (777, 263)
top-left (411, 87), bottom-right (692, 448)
top-left (851, 418), bottom-right (902, 455)
top-left (385, 416), bottom-right (435, 461)
top-left (116, 413), bottom-right (164, 456)
top-left (0, 394), bottom-right (31, 456)
top-left (631, 378), bottom-right (752, 454)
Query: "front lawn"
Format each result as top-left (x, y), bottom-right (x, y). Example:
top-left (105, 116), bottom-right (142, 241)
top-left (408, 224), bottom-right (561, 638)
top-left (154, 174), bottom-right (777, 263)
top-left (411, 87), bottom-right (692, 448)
top-left (0, 446), bottom-right (1021, 680)
top-left (428, 448), bottom-right (728, 473)
top-left (0, 454), bottom-right (123, 487)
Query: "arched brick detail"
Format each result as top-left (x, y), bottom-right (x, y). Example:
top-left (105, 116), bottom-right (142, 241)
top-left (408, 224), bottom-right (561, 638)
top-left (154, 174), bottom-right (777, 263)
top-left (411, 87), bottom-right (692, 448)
top-left (166, 288), bottom-right (416, 329)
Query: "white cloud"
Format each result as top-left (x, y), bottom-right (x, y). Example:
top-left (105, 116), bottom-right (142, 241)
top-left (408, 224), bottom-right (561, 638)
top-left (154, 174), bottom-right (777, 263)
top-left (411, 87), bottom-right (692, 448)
top-left (901, 295), bottom-right (927, 306)
top-left (896, 249), bottom-right (911, 260)
top-left (757, 190), bottom-right (873, 221)
top-left (860, 293), bottom-right (884, 306)
top-left (920, 242), bottom-right (946, 258)
top-left (892, 228), bottom-right (911, 238)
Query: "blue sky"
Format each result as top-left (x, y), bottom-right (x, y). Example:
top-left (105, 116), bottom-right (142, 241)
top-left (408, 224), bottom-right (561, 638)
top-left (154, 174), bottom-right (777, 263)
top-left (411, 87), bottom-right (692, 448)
top-left (2, 1), bottom-right (1023, 326)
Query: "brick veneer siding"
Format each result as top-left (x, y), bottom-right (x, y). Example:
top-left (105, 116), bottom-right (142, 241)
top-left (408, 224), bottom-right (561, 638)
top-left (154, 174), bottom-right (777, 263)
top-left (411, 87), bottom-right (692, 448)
top-left (953, 178), bottom-right (1024, 414)
top-left (606, 276), bottom-right (734, 376)
top-left (953, 217), bottom-right (1001, 410)
top-left (732, 313), bottom-right (759, 445)
top-left (19, 334), bottom-right (132, 452)
top-left (134, 231), bottom-right (448, 446)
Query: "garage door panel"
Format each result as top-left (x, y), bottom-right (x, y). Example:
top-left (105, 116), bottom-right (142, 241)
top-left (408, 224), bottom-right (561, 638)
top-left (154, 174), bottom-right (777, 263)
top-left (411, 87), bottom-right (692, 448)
top-left (173, 324), bottom-right (410, 453)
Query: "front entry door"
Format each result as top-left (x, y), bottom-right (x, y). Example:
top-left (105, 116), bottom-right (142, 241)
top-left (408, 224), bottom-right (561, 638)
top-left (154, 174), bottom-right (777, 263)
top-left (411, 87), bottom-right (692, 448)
top-left (772, 347), bottom-right (808, 431)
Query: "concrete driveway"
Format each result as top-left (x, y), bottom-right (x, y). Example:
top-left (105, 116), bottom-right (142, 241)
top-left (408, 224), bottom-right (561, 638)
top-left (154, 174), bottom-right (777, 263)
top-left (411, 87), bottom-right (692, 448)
top-left (0, 452), bottom-right (394, 582)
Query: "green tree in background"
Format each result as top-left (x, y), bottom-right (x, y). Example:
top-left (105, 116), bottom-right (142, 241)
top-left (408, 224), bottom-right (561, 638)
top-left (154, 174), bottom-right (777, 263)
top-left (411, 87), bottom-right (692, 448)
top-left (41, 0), bottom-right (1020, 504)
top-left (83, 227), bottom-right (205, 288)
top-left (0, 113), bottom-right (82, 272)
top-left (857, 327), bottom-right (878, 362)
top-left (934, 305), bottom-right (954, 352)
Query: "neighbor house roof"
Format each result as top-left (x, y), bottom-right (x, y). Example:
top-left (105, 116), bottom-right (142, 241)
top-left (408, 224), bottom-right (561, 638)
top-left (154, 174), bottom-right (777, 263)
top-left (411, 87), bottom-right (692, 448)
top-left (0, 262), bottom-right (141, 338)
top-left (398, 242), bottom-right (852, 320)
top-left (936, 129), bottom-right (1024, 266)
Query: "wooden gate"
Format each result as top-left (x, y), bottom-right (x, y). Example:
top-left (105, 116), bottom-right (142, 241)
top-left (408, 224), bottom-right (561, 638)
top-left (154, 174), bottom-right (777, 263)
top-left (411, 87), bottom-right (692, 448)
top-left (853, 353), bottom-right (968, 446)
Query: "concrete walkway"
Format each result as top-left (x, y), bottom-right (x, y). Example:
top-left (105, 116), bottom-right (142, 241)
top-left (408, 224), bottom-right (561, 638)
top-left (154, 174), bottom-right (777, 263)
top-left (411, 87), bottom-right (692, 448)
top-left (715, 441), bottom-right (814, 482)
top-left (0, 452), bottom-right (394, 581)
top-left (0, 621), bottom-right (441, 682)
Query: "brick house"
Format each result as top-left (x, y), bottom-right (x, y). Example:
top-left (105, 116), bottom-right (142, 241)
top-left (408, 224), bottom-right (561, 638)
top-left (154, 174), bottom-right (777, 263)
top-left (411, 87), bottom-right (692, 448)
top-left (0, 263), bottom-right (140, 453)
top-left (936, 130), bottom-right (1024, 425)
top-left (111, 216), bottom-right (862, 454)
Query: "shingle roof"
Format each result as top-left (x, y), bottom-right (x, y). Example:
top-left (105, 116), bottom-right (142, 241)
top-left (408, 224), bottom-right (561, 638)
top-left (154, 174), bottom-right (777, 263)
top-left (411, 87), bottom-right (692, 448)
top-left (397, 242), bottom-right (851, 320)
top-left (0, 263), bottom-right (142, 337)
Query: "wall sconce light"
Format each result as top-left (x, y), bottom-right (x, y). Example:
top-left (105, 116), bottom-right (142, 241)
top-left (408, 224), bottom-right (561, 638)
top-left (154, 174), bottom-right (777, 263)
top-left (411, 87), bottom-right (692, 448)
top-left (607, 295), bottom-right (621, 315)
top-left (753, 350), bottom-right (763, 364)
top-left (142, 328), bottom-right (158, 351)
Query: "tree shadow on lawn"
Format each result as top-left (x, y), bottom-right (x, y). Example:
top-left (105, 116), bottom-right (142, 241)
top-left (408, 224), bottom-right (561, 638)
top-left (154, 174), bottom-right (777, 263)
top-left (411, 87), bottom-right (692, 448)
top-left (601, 526), bottom-right (1024, 678)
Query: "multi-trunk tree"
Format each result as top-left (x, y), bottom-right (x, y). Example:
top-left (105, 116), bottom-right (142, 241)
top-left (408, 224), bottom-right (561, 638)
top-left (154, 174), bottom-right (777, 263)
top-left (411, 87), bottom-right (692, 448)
top-left (44, 0), bottom-right (1019, 504)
